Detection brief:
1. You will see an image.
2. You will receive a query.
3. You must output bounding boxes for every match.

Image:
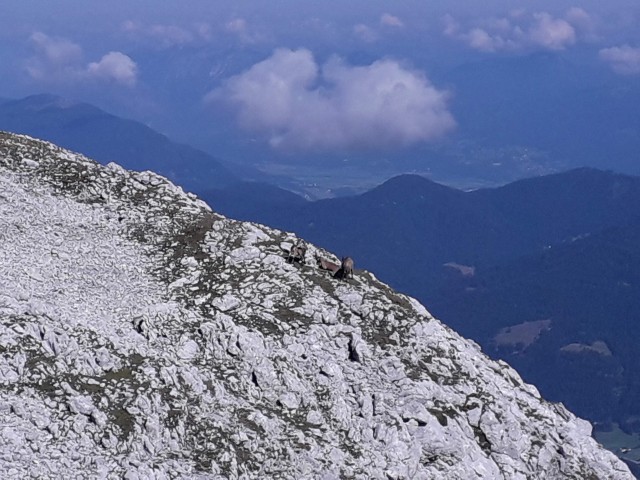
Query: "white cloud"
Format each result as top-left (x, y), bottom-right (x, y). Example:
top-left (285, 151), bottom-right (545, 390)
top-left (26, 32), bottom-right (137, 87)
top-left (122, 20), bottom-right (209, 47)
top-left (195, 23), bottom-right (213, 41)
top-left (226, 18), bottom-right (248, 34)
top-left (380, 13), bottom-right (404, 28)
top-left (353, 24), bottom-right (378, 43)
top-left (224, 17), bottom-right (265, 44)
top-left (354, 15), bottom-right (403, 43)
top-left (29, 32), bottom-right (82, 66)
top-left (442, 14), bottom-right (460, 37)
top-left (528, 13), bottom-right (575, 50)
top-left (565, 7), bottom-right (593, 32)
top-left (87, 52), bottom-right (138, 86)
top-left (599, 45), bottom-right (640, 75)
top-left (26, 32), bottom-right (83, 79)
top-left (207, 48), bottom-right (455, 151)
top-left (149, 25), bottom-right (195, 46)
top-left (444, 9), bottom-right (588, 53)
top-left (466, 27), bottom-right (516, 52)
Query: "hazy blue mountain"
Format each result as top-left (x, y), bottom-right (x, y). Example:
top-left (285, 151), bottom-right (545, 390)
top-left (429, 220), bottom-right (640, 433)
top-left (205, 174), bottom-right (492, 294)
top-left (467, 167), bottom-right (640, 256)
top-left (204, 168), bottom-right (640, 300)
top-left (0, 94), bottom-right (238, 192)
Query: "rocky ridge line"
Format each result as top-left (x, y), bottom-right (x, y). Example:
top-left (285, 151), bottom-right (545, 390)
top-left (0, 132), bottom-right (632, 479)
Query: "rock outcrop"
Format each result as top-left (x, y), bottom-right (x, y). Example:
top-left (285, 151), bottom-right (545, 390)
top-left (0, 132), bottom-right (632, 479)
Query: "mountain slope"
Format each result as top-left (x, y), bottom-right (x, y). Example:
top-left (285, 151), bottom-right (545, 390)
top-left (201, 168), bottom-right (640, 460)
top-left (0, 132), bottom-right (631, 478)
top-left (469, 167), bottom-right (640, 252)
top-left (0, 94), bottom-right (238, 191)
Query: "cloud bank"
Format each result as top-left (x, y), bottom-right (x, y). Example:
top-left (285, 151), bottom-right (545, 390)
top-left (207, 48), bottom-right (455, 151)
top-left (29, 32), bottom-right (83, 67)
top-left (26, 32), bottom-right (138, 87)
top-left (444, 9), bottom-right (593, 52)
top-left (122, 17), bottom-right (265, 47)
top-left (599, 45), bottom-right (640, 74)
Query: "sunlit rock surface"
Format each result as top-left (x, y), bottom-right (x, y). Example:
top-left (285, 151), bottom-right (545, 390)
top-left (0, 132), bottom-right (632, 479)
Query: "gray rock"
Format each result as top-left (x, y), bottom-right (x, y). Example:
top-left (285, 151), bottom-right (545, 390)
top-left (0, 132), bottom-right (632, 479)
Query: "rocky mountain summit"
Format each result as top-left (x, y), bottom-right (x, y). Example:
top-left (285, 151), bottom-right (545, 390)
top-left (0, 131), bottom-right (632, 479)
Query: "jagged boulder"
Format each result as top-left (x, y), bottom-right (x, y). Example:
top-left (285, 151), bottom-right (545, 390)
top-left (0, 132), bottom-right (632, 479)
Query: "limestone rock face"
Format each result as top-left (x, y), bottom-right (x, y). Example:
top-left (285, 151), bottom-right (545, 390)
top-left (0, 132), bottom-right (632, 479)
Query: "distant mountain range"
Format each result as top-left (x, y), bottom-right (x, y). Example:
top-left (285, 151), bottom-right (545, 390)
top-left (207, 168), bottom-right (640, 295)
top-left (0, 94), bottom-right (238, 192)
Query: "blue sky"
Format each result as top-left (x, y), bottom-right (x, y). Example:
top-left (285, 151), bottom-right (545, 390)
top-left (1, 1), bottom-right (640, 185)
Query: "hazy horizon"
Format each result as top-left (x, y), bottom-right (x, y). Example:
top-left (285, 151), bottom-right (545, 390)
top-left (2, 1), bottom-right (640, 190)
